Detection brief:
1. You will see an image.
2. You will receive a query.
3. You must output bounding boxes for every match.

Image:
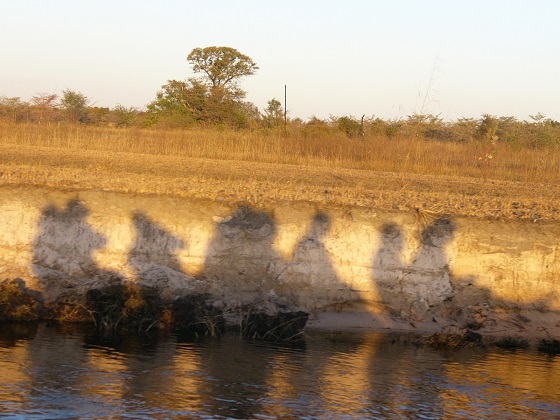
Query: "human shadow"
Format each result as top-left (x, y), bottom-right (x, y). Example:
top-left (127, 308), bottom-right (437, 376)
top-left (30, 199), bottom-right (128, 332)
top-left (201, 206), bottom-right (314, 341)
top-left (126, 211), bottom-right (212, 336)
top-left (372, 216), bottom-right (560, 338)
top-left (202, 208), bottom-right (353, 308)
top-left (32, 199), bottom-right (119, 291)
top-left (127, 211), bottom-right (186, 279)
top-left (372, 218), bottom-right (455, 322)
top-left (202, 206), bottom-right (283, 301)
top-left (282, 211), bottom-right (357, 310)
top-left (371, 222), bottom-right (406, 317)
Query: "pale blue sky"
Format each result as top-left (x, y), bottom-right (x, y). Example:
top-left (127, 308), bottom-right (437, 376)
top-left (2, 0), bottom-right (559, 121)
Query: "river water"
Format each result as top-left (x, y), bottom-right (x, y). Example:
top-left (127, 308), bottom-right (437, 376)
top-left (0, 323), bottom-right (559, 419)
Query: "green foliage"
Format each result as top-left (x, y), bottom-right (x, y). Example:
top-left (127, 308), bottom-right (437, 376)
top-left (88, 107), bottom-right (110, 124)
top-left (385, 119), bottom-right (403, 138)
top-left (148, 46), bottom-right (258, 128)
top-left (111, 104), bottom-right (139, 127)
top-left (364, 117), bottom-right (387, 136)
top-left (187, 46), bottom-right (258, 89)
top-left (477, 114), bottom-right (499, 142)
top-left (264, 98), bottom-right (284, 128)
top-left (146, 79), bottom-right (207, 127)
top-left (204, 86), bottom-right (243, 125)
top-left (525, 114), bottom-right (560, 148)
top-left (61, 89), bottom-right (89, 123)
top-left (0, 96), bottom-right (28, 122)
top-left (336, 115), bottom-right (361, 138)
top-left (300, 116), bottom-right (331, 139)
top-left (234, 101), bottom-right (262, 129)
top-left (147, 48), bottom-right (259, 129)
top-left (454, 118), bottom-right (478, 142)
top-left (2, 52), bottom-right (560, 150)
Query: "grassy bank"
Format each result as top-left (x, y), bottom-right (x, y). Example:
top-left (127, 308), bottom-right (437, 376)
top-left (1, 122), bottom-right (559, 220)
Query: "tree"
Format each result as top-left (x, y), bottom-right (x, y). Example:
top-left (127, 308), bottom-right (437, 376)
top-left (87, 107), bottom-right (110, 124)
top-left (111, 104), bottom-right (139, 127)
top-left (146, 78), bottom-right (208, 127)
top-left (264, 98), bottom-right (283, 127)
top-left (529, 112), bottom-right (546, 124)
top-left (147, 47), bottom-right (259, 128)
top-left (30, 93), bottom-right (58, 124)
top-left (477, 114), bottom-right (499, 143)
top-left (187, 46), bottom-right (258, 89)
top-left (0, 96), bottom-right (28, 122)
top-left (336, 116), bottom-right (361, 138)
top-left (60, 89), bottom-right (89, 123)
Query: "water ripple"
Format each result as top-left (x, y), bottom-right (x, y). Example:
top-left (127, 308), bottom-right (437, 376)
top-left (0, 325), bottom-right (559, 419)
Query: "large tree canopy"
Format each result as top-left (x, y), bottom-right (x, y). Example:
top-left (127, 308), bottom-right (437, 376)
top-left (187, 46), bottom-right (258, 89)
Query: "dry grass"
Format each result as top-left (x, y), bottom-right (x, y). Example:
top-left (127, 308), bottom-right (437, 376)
top-left (1, 122), bottom-right (559, 220)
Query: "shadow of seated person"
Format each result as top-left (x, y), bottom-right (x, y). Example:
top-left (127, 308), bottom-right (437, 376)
top-left (32, 199), bottom-right (119, 300)
top-left (127, 211), bottom-right (201, 301)
top-left (373, 218), bottom-right (456, 322)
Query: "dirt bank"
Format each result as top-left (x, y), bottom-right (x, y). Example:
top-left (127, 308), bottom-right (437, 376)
top-left (0, 185), bottom-right (558, 341)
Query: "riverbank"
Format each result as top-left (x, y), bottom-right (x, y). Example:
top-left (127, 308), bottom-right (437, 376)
top-left (1, 184), bottom-right (559, 343)
top-left (1, 125), bottom-right (559, 342)
top-left (306, 310), bottom-right (560, 343)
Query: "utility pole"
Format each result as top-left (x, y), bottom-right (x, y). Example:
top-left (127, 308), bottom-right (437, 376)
top-left (284, 85), bottom-right (287, 133)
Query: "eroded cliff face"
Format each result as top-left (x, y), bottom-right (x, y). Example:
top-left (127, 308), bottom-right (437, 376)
top-left (0, 185), bottom-right (558, 333)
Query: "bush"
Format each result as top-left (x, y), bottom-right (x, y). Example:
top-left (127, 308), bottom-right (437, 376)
top-left (494, 336), bottom-right (529, 350)
top-left (337, 116), bottom-right (361, 138)
top-left (538, 338), bottom-right (560, 355)
top-left (0, 279), bottom-right (43, 321)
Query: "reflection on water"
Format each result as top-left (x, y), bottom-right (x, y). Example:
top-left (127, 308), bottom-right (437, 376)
top-left (1, 323), bottom-right (559, 419)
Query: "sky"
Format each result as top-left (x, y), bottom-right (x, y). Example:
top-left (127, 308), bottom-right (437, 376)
top-left (2, 0), bottom-right (559, 121)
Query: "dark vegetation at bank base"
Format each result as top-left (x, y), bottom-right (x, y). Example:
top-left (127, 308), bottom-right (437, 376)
top-left (0, 278), bottom-right (308, 343)
top-left (2, 278), bottom-right (559, 354)
top-left (0, 278), bottom-right (43, 321)
top-left (423, 329), bottom-right (560, 356)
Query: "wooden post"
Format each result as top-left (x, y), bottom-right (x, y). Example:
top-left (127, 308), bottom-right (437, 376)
top-left (360, 114), bottom-right (365, 137)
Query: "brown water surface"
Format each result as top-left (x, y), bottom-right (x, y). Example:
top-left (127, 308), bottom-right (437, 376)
top-left (0, 323), bottom-right (558, 419)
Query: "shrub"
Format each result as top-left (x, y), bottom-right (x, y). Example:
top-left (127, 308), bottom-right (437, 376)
top-left (0, 279), bottom-right (43, 321)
